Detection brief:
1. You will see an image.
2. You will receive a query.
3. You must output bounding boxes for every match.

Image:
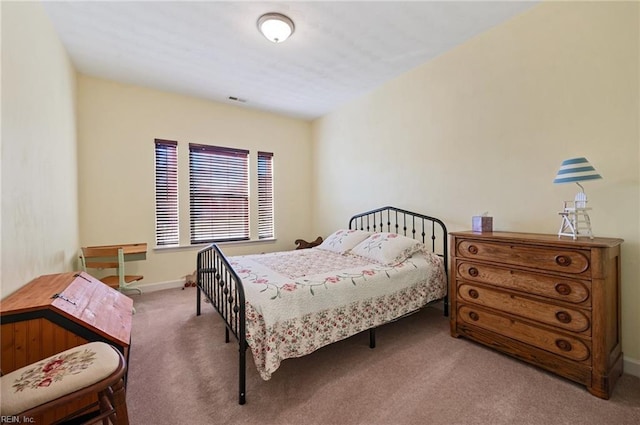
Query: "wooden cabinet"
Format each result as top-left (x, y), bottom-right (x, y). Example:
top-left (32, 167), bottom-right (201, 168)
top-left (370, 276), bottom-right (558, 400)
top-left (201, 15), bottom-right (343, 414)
top-left (449, 231), bottom-right (623, 399)
top-left (1, 271), bottom-right (133, 422)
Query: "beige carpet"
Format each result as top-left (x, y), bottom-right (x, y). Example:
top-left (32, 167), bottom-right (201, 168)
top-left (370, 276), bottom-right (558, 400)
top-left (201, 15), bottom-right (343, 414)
top-left (126, 288), bottom-right (640, 425)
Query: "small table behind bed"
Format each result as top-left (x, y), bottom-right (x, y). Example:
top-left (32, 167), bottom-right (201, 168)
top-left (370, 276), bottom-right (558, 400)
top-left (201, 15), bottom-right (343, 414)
top-left (196, 206), bottom-right (448, 404)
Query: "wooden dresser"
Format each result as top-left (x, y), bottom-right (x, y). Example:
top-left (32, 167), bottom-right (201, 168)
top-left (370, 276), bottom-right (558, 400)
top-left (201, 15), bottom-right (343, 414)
top-left (1, 271), bottom-right (133, 422)
top-left (449, 231), bottom-right (623, 399)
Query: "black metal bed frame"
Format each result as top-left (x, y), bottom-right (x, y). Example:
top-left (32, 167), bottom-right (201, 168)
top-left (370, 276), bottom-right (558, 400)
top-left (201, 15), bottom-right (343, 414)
top-left (196, 206), bottom-right (448, 405)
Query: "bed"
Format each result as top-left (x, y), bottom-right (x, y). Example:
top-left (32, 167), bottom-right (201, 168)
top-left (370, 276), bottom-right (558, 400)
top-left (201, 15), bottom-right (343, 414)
top-left (196, 206), bottom-right (448, 404)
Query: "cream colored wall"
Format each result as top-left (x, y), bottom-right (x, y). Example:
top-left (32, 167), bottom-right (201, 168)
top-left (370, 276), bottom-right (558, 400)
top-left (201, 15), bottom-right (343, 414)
top-left (311, 1), bottom-right (640, 364)
top-left (77, 76), bottom-right (312, 286)
top-left (0, 1), bottom-right (79, 298)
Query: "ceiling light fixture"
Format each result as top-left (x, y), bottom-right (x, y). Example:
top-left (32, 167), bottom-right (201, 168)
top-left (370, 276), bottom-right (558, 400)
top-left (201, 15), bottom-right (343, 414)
top-left (257, 13), bottom-right (295, 43)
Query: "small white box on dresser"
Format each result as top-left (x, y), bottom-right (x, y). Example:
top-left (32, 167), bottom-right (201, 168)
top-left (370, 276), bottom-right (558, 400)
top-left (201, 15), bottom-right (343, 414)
top-left (472, 216), bottom-right (493, 232)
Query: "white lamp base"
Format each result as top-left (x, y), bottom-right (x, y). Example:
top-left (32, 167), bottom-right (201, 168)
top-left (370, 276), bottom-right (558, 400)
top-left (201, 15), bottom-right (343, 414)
top-left (558, 208), bottom-right (594, 240)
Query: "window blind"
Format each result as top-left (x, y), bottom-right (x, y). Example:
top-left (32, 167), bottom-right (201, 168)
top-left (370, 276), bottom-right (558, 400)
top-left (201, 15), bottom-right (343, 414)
top-left (189, 144), bottom-right (250, 243)
top-left (154, 139), bottom-right (179, 246)
top-left (257, 151), bottom-right (274, 239)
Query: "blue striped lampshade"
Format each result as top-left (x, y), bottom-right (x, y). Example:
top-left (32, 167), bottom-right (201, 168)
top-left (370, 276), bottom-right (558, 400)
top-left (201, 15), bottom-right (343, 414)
top-left (553, 157), bottom-right (602, 184)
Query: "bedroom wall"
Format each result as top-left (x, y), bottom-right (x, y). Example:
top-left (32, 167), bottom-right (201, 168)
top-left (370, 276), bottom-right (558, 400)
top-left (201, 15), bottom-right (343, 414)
top-left (1, 1), bottom-right (79, 298)
top-left (77, 76), bottom-right (313, 286)
top-left (310, 2), bottom-right (640, 370)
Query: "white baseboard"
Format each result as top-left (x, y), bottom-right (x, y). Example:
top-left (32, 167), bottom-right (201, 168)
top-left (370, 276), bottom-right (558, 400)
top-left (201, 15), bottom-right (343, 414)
top-left (136, 279), bottom-right (185, 293)
top-left (624, 356), bottom-right (640, 378)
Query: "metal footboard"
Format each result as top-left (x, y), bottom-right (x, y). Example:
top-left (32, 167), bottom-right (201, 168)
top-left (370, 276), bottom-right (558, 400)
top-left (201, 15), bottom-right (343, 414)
top-left (196, 244), bottom-right (247, 405)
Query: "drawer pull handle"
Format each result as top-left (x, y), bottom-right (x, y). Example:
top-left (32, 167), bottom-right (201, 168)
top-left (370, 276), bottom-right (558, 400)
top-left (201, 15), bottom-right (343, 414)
top-left (555, 311), bottom-right (572, 324)
top-left (468, 267), bottom-right (479, 277)
top-left (555, 339), bottom-right (572, 352)
top-left (554, 283), bottom-right (572, 296)
top-left (468, 311), bottom-right (479, 321)
top-left (468, 245), bottom-right (479, 255)
top-left (468, 289), bottom-right (479, 299)
top-left (555, 255), bottom-right (572, 267)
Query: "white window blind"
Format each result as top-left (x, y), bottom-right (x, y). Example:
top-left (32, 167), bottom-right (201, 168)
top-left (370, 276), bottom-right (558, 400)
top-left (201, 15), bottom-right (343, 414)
top-left (154, 139), bottom-right (179, 246)
top-left (189, 144), bottom-right (249, 243)
top-left (257, 151), bottom-right (274, 239)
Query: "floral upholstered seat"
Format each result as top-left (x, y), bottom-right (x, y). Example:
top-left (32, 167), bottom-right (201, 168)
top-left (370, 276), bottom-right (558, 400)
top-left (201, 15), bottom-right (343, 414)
top-left (0, 341), bottom-right (125, 422)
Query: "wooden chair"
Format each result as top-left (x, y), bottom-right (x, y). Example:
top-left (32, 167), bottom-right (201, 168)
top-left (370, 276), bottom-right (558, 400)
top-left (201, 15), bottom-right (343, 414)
top-left (294, 236), bottom-right (323, 249)
top-left (80, 246), bottom-right (143, 294)
top-left (0, 342), bottom-right (129, 425)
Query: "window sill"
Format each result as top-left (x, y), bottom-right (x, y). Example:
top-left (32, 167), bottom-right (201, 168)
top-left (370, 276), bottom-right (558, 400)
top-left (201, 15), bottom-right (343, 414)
top-left (153, 238), bottom-right (277, 252)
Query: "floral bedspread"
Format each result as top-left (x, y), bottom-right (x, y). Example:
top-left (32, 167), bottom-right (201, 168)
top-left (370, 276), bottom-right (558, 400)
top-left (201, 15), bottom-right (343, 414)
top-left (229, 247), bottom-right (446, 380)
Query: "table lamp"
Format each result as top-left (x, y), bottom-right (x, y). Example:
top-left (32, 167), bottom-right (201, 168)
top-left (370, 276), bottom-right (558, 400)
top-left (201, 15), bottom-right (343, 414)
top-left (553, 157), bottom-right (602, 239)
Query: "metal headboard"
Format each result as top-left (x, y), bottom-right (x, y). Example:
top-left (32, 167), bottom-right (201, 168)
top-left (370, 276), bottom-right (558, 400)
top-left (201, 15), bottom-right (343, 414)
top-left (348, 205), bottom-right (448, 278)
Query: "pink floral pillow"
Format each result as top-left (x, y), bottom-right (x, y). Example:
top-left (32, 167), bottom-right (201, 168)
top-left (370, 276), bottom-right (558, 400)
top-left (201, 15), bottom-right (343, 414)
top-left (317, 229), bottom-right (372, 254)
top-left (350, 233), bottom-right (424, 266)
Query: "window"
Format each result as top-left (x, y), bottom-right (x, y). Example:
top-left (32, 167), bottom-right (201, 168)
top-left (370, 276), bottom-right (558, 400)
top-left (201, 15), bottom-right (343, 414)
top-left (257, 151), bottom-right (274, 239)
top-left (189, 144), bottom-right (249, 243)
top-left (154, 141), bottom-right (274, 246)
top-left (154, 139), bottom-right (179, 246)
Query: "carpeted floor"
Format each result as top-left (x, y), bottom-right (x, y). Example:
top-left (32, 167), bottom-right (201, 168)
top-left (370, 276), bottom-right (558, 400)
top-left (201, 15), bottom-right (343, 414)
top-left (126, 288), bottom-right (640, 425)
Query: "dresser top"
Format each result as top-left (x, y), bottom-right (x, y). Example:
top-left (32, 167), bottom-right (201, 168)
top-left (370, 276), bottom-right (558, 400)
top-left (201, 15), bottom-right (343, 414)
top-left (450, 231), bottom-right (623, 248)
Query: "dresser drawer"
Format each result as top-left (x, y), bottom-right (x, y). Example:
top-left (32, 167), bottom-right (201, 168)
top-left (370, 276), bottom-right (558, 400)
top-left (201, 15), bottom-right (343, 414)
top-left (457, 239), bottom-right (590, 276)
top-left (458, 304), bottom-right (591, 362)
top-left (456, 261), bottom-right (591, 304)
top-left (457, 283), bottom-right (591, 333)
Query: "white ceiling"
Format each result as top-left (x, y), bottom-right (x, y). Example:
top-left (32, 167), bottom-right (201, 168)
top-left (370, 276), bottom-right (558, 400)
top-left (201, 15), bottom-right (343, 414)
top-left (42, 1), bottom-right (538, 120)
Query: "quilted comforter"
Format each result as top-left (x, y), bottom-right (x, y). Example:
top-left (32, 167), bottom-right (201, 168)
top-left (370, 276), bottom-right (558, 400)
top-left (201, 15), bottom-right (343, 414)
top-left (228, 247), bottom-right (446, 380)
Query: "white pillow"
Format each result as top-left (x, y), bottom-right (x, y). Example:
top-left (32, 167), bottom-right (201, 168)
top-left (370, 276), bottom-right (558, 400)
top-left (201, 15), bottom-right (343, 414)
top-left (317, 229), bottom-right (372, 254)
top-left (351, 233), bottom-right (424, 266)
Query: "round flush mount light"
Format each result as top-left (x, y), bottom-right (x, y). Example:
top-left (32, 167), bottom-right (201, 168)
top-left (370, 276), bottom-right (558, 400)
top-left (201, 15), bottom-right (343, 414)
top-left (257, 13), bottom-right (295, 43)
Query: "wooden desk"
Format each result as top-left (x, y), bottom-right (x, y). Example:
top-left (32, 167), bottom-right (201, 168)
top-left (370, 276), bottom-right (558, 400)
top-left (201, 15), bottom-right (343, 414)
top-left (86, 242), bottom-right (147, 261)
top-left (81, 242), bottom-right (147, 292)
top-left (0, 271), bottom-right (133, 422)
top-left (0, 271), bottom-right (133, 369)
